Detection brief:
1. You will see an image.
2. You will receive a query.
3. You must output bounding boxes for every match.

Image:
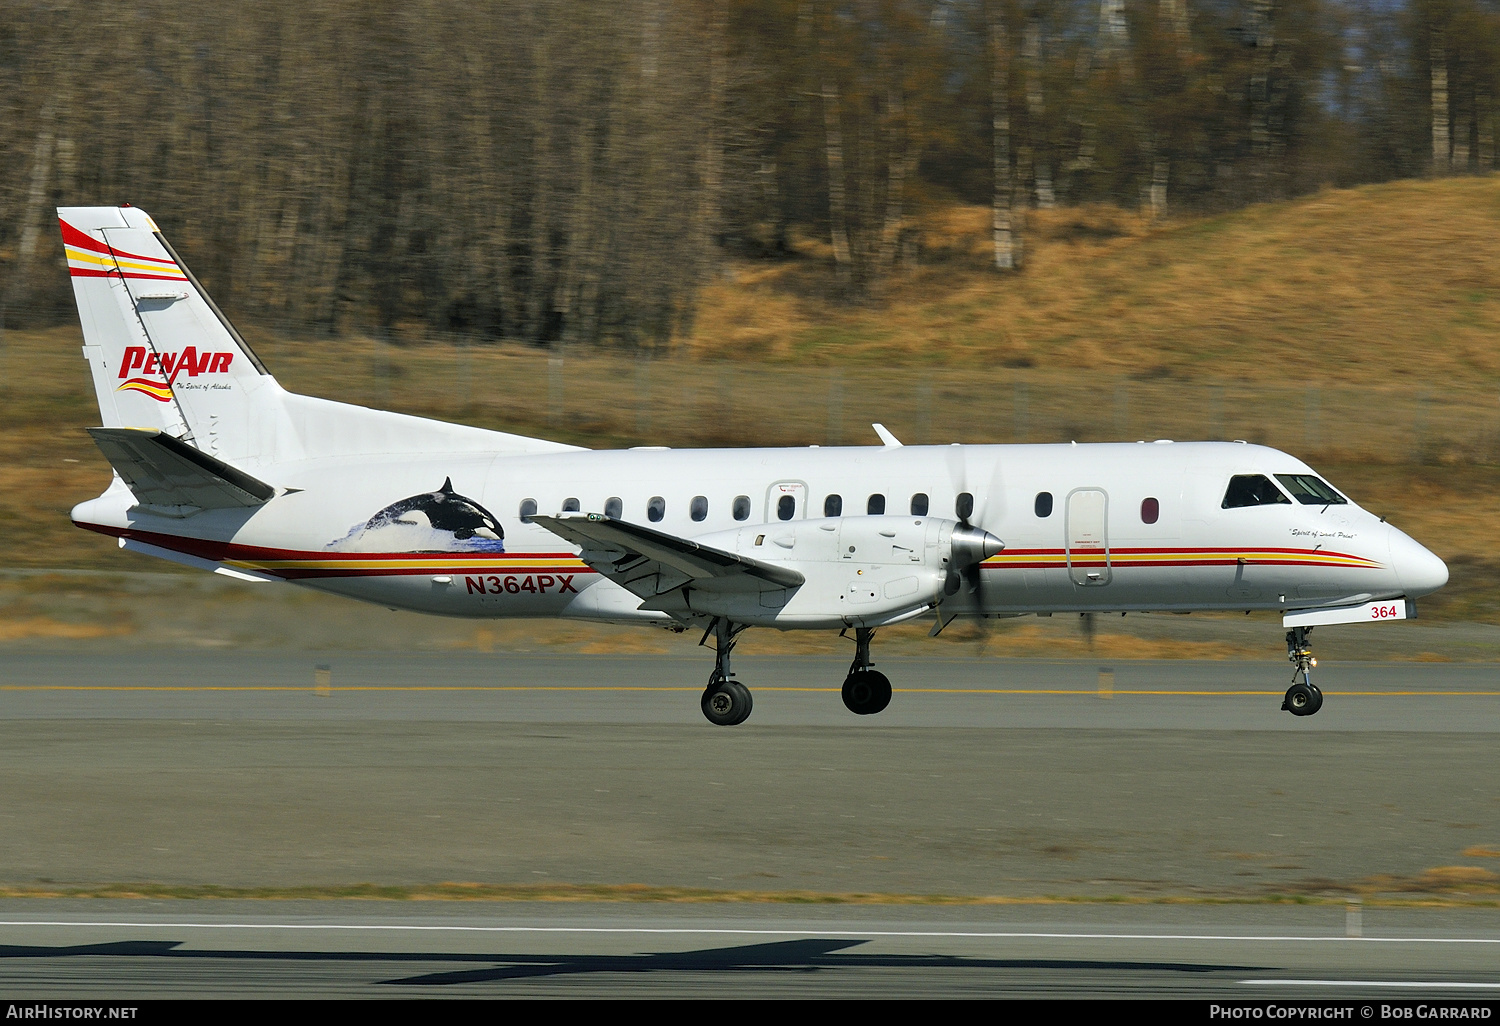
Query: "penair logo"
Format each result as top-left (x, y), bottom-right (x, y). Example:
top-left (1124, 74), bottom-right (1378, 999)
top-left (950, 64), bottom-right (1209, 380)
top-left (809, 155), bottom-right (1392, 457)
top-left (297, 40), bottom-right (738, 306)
top-left (115, 345), bottom-right (233, 402)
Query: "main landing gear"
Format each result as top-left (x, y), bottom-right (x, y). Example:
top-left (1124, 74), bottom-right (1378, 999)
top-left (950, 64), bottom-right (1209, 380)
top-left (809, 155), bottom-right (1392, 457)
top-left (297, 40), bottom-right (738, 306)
top-left (1281, 626), bottom-right (1324, 717)
top-left (700, 618), bottom-right (752, 726)
top-left (694, 621), bottom-right (897, 725)
top-left (842, 627), bottom-right (892, 716)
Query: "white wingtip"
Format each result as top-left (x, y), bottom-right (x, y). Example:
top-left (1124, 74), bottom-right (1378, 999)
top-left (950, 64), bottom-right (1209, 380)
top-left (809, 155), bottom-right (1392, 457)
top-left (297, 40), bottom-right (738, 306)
top-left (872, 423), bottom-right (902, 448)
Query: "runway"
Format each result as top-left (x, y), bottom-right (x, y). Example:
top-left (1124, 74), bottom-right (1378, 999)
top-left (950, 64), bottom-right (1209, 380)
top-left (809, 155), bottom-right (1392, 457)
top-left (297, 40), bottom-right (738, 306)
top-left (0, 652), bottom-right (1496, 998)
top-left (2, 902), bottom-right (1499, 998)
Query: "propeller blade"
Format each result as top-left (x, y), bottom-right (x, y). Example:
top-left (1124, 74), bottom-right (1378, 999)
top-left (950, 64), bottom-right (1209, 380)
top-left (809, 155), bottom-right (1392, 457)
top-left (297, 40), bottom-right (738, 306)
top-left (964, 561), bottom-right (983, 595)
top-left (945, 445), bottom-right (969, 522)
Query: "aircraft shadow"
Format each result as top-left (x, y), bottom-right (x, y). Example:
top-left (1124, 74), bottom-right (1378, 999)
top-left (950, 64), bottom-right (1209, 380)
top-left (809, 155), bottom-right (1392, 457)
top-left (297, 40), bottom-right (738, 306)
top-left (0, 938), bottom-right (1266, 987)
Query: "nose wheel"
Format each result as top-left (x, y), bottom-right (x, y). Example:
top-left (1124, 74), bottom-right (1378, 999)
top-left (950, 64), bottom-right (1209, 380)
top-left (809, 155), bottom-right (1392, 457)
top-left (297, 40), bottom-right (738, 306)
top-left (1282, 626), bottom-right (1324, 717)
top-left (841, 627), bottom-right (892, 715)
top-left (843, 669), bottom-right (892, 715)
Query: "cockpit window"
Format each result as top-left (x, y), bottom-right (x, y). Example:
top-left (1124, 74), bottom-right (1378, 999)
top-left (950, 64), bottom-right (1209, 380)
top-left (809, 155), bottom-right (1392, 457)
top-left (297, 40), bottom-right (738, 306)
top-left (1222, 475), bottom-right (1291, 509)
top-left (1275, 474), bottom-right (1348, 505)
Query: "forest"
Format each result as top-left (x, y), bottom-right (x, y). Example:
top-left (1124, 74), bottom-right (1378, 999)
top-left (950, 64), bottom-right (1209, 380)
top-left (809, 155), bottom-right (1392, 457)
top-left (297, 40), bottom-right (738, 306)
top-left (0, 0), bottom-right (1495, 347)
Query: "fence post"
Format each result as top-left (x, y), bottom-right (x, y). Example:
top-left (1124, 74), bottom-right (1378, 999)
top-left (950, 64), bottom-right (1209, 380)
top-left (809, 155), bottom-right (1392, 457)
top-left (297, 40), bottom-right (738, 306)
top-left (547, 351), bottom-right (564, 428)
top-left (917, 373), bottom-right (933, 445)
top-left (457, 337), bottom-right (472, 412)
top-left (1305, 385), bottom-right (1321, 451)
top-left (635, 353), bottom-right (652, 438)
top-left (1411, 390), bottom-right (1429, 462)
top-left (827, 367), bottom-right (844, 446)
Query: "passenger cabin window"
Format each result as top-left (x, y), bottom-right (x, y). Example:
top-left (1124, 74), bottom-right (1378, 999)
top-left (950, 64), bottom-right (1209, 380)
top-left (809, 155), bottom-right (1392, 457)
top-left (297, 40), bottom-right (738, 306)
top-left (1034, 492), bottom-right (1053, 518)
top-left (732, 495), bottom-right (751, 521)
top-left (519, 498), bottom-right (538, 523)
top-left (647, 496), bottom-right (666, 522)
top-left (867, 493), bottom-right (886, 515)
top-left (777, 495), bottom-right (796, 520)
top-left (824, 494), bottom-right (843, 517)
top-left (562, 497), bottom-right (580, 512)
top-left (956, 492), bottom-right (974, 520)
top-left (1222, 475), bottom-right (1291, 509)
top-left (604, 496), bottom-right (623, 519)
top-left (910, 492), bottom-right (929, 516)
top-left (1275, 474), bottom-right (1348, 505)
top-left (1141, 497), bottom-right (1160, 524)
top-left (690, 495), bottom-right (708, 521)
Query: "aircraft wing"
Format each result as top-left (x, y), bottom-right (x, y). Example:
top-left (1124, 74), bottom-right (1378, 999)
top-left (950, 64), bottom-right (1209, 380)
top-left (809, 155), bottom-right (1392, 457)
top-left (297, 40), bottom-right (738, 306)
top-left (87, 427), bottom-right (276, 511)
top-left (529, 513), bottom-right (804, 600)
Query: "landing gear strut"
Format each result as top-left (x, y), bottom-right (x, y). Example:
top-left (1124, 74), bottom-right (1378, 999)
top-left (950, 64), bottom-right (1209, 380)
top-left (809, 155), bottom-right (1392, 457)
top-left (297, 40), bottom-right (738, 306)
top-left (700, 618), bottom-right (752, 726)
top-left (841, 627), bottom-right (892, 716)
top-left (1281, 626), bottom-right (1324, 717)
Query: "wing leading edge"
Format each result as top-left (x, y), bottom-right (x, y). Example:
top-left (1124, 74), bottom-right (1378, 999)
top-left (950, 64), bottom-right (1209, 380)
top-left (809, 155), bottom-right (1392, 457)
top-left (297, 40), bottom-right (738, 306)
top-left (528, 513), bottom-right (804, 604)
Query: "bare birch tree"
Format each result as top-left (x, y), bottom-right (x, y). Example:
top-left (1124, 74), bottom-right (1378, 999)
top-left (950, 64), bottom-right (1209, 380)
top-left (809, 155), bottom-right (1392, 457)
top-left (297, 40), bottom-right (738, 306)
top-left (1431, 25), bottom-right (1452, 171)
top-left (990, 0), bottom-right (1018, 271)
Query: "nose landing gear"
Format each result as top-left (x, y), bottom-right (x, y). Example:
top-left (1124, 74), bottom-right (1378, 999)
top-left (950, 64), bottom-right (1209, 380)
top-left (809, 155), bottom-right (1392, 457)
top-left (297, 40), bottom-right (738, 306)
top-left (1282, 626), bottom-right (1324, 717)
top-left (841, 627), bottom-right (892, 716)
top-left (700, 618), bottom-right (752, 726)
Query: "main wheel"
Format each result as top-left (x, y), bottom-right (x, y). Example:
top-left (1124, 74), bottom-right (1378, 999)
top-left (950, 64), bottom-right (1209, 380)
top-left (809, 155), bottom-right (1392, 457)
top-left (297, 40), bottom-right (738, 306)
top-left (1303, 684), bottom-right (1323, 716)
top-left (725, 681), bottom-right (753, 725)
top-left (1282, 681), bottom-right (1321, 717)
top-left (842, 669), bottom-right (893, 716)
top-left (702, 680), bottom-right (753, 726)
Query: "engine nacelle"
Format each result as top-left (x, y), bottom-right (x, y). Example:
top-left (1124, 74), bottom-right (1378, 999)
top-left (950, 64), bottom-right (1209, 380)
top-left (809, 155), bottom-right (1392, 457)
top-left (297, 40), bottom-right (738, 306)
top-left (682, 516), bottom-right (1003, 628)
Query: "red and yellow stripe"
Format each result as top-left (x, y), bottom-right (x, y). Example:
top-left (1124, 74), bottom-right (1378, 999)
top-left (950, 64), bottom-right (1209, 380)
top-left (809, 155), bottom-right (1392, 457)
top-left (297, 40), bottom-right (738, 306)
top-left (225, 552), bottom-right (593, 580)
top-left (982, 546), bottom-right (1384, 571)
top-left (85, 526), bottom-right (1382, 584)
top-left (89, 525), bottom-right (592, 581)
top-left (115, 377), bottom-right (175, 402)
top-left (60, 219), bottom-right (188, 282)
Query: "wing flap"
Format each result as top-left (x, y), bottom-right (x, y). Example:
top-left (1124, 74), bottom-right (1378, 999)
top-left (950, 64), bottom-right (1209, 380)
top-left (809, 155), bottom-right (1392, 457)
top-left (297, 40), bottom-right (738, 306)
top-left (529, 513), bottom-right (804, 599)
top-left (87, 427), bottom-right (275, 512)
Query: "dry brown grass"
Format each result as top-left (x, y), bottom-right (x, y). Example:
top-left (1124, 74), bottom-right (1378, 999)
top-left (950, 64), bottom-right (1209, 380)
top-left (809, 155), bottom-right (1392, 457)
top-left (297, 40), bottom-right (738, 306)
top-left (1357, 866), bottom-right (1500, 895)
top-left (0, 881), bottom-right (1491, 905)
top-left (0, 616), bottom-right (129, 641)
top-left (687, 177), bottom-right (1500, 393)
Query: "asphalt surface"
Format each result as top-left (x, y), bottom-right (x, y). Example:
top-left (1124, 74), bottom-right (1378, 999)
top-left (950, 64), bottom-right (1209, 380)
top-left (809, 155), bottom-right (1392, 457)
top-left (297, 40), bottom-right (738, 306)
top-left (1, 900), bottom-right (1499, 999)
top-left (0, 651), bottom-right (1496, 998)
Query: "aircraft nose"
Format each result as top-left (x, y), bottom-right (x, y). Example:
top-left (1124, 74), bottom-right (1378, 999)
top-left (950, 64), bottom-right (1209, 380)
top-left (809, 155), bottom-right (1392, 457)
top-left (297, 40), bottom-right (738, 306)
top-left (1390, 526), bottom-right (1448, 598)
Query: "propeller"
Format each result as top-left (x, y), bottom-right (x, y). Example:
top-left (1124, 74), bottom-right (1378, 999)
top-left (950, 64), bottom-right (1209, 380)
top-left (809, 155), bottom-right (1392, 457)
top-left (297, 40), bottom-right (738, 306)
top-left (943, 445), bottom-right (1003, 599)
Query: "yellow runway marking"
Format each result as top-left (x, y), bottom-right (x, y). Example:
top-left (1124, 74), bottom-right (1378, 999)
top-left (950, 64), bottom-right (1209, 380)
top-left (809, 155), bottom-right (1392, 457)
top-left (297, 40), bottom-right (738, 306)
top-left (3, 685), bottom-right (1499, 697)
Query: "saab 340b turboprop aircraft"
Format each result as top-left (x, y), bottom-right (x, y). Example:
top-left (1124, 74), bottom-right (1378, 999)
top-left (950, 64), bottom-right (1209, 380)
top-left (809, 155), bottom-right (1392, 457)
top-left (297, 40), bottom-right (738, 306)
top-left (59, 205), bottom-right (1449, 725)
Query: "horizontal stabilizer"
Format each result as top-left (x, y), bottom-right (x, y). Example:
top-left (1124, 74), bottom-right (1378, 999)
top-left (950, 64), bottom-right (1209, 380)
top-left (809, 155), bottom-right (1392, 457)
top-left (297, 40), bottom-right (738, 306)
top-left (529, 513), bottom-right (804, 600)
top-left (87, 427), bottom-right (276, 512)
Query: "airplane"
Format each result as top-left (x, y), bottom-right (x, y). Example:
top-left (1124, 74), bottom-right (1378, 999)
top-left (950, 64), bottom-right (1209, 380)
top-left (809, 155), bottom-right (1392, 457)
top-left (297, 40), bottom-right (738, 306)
top-left (57, 204), bottom-right (1450, 726)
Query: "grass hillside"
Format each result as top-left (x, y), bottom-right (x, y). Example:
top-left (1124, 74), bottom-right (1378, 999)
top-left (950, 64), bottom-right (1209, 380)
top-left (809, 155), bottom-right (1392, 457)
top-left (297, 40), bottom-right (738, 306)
top-left (689, 176), bottom-right (1500, 395)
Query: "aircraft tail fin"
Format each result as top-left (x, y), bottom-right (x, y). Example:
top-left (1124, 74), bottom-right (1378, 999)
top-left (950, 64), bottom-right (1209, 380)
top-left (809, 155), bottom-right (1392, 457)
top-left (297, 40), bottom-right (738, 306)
top-left (60, 205), bottom-right (270, 444)
top-left (59, 206), bottom-right (583, 470)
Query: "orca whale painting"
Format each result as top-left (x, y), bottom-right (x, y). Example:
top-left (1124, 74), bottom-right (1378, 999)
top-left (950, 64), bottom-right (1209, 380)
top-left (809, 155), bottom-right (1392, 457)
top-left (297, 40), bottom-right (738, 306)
top-left (328, 478), bottom-right (506, 553)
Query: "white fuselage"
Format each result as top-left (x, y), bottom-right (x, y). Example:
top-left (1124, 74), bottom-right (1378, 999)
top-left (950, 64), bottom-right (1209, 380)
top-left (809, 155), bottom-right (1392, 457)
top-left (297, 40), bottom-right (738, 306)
top-left (72, 439), bottom-right (1448, 631)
